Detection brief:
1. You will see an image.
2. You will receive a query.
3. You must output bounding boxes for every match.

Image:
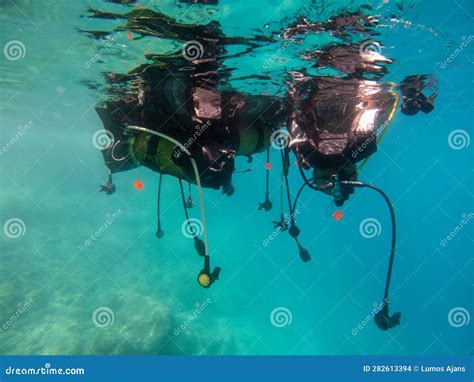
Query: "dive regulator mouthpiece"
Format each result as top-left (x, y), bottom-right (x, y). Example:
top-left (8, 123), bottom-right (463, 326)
top-left (197, 264), bottom-right (221, 288)
top-left (297, 243), bottom-right (311, 262)
top-left (198, 272), bottom-right (212, 288)
top-left (258, 197), bottom-right (273, 211)
top-left (100, 172), bottom-right (116, 195)
top-left (374, 303), bottom-right (401, 331)
top-left (197, 254), bottom-right (220, 288)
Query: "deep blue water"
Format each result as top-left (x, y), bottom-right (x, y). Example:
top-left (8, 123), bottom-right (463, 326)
top-left (0, 0), bottom-right (472, 355)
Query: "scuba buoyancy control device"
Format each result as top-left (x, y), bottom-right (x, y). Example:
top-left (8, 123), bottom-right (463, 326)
top-left (276, 74), bottom-right (403, 330)
top-left (96, 88), bottom-right (284, 193)
top-left (287, 76), bottom-right (398, 172)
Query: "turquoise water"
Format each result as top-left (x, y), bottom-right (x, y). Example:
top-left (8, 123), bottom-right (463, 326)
top-left (0, 0), bottom-right (472, 356)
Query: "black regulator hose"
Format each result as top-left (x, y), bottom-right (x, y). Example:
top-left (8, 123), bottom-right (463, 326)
top-left (280, 149), bottom-right (311, 262)
top-left (156, 173), bottom-right (164, 239)
top-left (341, 180), bottom-right (401, 331)
top-left (258, 147), bottom-right (273, 211)
top-left (341, 181), bottom-right (396, 303)
top-left (178, 178), bottom-right (205, 256)
top-left (296, 165), bottom-right (401, 330)
top-left (280, 149), bottom-right (293, 214)
top-left (292, 177), bottom-right (317, 213)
